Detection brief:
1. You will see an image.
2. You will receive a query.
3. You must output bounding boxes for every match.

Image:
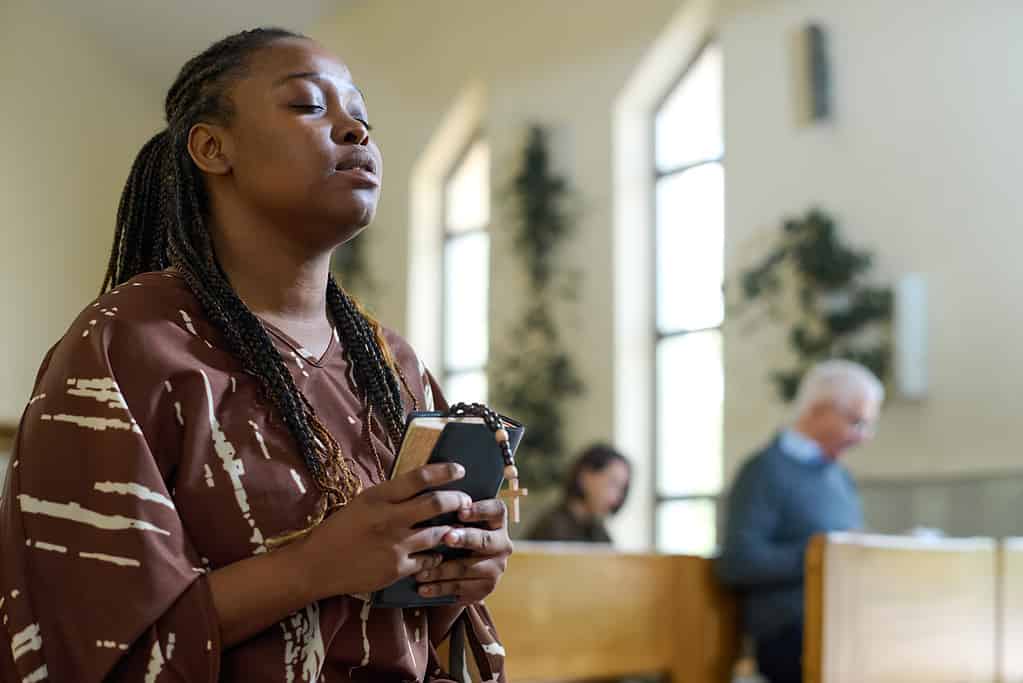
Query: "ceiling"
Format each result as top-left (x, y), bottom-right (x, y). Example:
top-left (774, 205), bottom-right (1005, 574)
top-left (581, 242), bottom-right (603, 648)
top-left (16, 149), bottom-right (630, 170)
top-left (44, 0), bottom-right (338, 87)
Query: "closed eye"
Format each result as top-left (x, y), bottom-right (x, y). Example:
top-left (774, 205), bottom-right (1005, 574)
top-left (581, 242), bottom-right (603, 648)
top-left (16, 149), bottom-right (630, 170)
top-left (353, 116), bottom-right (374, 132)
top-left (291, 104), bottom-right (326, 113)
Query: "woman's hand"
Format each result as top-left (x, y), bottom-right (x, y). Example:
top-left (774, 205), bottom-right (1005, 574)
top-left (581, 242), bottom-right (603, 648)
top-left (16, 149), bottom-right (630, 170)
top-left (413, 498), bottom-right (513, 604)
top-left (297, 463), bottom-right (473, 600)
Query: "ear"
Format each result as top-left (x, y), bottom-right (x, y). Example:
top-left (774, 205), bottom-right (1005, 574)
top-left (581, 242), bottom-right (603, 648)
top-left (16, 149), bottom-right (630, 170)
top-left (187, 123), bottom-right (232, 176)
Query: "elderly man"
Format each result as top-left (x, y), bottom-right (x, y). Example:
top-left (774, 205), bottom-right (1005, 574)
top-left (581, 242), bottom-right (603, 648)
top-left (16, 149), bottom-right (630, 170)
top-left (717, 360), bottom-right (883, 683)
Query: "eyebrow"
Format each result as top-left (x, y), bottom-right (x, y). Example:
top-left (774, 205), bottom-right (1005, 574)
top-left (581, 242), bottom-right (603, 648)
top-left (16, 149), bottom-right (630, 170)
top-left (272, 71), bottom-right (367, 102)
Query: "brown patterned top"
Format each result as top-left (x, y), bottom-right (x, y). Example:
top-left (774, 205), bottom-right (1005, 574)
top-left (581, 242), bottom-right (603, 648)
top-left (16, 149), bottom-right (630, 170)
top-left (0, 272), bottom-right (506, 683)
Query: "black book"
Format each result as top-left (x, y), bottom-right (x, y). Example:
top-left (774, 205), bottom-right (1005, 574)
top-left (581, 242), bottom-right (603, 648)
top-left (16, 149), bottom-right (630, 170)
top-left (372, 411), bottom-right (525, 608)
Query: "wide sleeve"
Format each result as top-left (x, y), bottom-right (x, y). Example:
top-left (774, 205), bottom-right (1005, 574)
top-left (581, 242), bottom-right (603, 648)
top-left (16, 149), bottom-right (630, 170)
top-left (715, 457), bottom-right (806, 587)
top-left (0, 317), bottom-right (221, 682)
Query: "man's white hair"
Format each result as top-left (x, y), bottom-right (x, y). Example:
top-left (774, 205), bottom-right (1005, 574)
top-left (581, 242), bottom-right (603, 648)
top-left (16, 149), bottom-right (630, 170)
top-left (792, 360), bottom-right (885, 418)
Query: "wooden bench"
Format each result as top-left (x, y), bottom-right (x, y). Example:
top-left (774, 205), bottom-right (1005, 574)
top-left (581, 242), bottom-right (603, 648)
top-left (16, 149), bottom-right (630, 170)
top-left (484, 542), bottom-right (738, 682)
top-left (999, 537), bottom-right (1023, 682)
top-left (804, 532), bottom-right (998, 683)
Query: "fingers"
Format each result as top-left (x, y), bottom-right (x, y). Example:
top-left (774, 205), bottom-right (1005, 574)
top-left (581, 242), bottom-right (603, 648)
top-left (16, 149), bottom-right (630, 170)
top-left (415, 555), bottom-right (490, 584)
top-left (401, 524), bottom-right (457, 555)
top-left (456, 499), bottom-right (507, 529)
top-left (395, 490), bottom-right (473, 528)
top-left (401, 550), bottom-right (445, 577)
top-left (371, 463), bottom-right (465, 503)
top-left (415, 558), bottom-right (504, 602)
top-left (442, 526), bottom-right (513, 557)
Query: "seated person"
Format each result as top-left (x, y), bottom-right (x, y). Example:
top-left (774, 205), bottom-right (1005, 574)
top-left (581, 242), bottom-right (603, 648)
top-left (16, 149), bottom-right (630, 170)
top-left (716, 360), bottom-right (883, 683)
top-left (527, 444), bottom-right (631, 544)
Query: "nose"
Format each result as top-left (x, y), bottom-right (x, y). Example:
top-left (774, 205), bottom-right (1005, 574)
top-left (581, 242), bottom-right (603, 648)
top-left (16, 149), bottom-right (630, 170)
top-left (332, 115), bottom-right (369, 146)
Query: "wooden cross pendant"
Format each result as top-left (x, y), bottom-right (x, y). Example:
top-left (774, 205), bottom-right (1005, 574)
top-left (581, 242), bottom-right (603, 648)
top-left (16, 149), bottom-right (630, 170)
top-left (500, 469), bottom-right (528, 524)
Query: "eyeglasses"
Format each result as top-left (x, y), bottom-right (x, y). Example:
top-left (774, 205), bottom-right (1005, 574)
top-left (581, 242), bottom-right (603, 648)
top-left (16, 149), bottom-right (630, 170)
top-left (839, 409), bottom-right (876, 436)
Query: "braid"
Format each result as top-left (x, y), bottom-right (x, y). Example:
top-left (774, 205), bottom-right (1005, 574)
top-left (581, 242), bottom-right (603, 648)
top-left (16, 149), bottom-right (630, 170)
top-left (103, 28), bottom-right (403, 541)
top-left (326, 276), bottom-right (406, 448)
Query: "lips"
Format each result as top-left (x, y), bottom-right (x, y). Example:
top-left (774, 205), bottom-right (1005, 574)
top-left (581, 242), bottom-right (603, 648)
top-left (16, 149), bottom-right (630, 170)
top-left (334, 153), bottom-right (378, 176)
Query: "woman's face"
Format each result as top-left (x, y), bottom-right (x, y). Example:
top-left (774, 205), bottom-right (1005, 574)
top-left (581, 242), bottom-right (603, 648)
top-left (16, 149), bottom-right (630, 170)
top-left (579, 460), bottom-right (630, 518)
top-left (208, 38), bottom-right (382, 251)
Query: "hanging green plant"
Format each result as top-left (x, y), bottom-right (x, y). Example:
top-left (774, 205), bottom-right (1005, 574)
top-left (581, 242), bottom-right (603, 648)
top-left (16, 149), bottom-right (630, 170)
top-left (731, 208), bottom-right (893, 401)
top-left (490, 126), bottom-right (584, 490)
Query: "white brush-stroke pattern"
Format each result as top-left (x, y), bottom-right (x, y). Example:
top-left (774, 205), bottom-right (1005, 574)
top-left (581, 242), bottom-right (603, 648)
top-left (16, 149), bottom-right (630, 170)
top-left (12, 623), bottom-right (42, 661)
top-left (164, 381), bottom-right (172, 393)
top-left (165, 633), bottom-right (176, 661)
top-left (291, 352), bottom-right (305, 370)
top-left (79, 552), bottom-right (141, 567)
top-left (17, 495), bottom-right (170, 535)
top-left (249, 421), bottom-right (271, 459)
top-left (348, 593), bottom-right (373, 675)
top-left (10, 591), bottom-right (19, 598)
top-left (200, 370), bottom-right (266, 553)
top-left (94, 481), bottom-right (175, 510)
top-left (95, 641), bottom-right (129, 651)
top-left (32, 541), bottom-right (67, 554)
top-left (482, 641), bottom-right (506, 657)
top-left (28, 394), bottom-right (46, 406)
top-left (230, 377), bottom-right (237, 393)
top-left (174, 402), bottom-right (184, 426)
top-left (179, 310), bottom-right (198, 336)
top-left (296, 348), bottom-right (317, 361)
top-left (66, 378), bottom-right (127, 409)
top-left (419, 358), bottom-right (435, 410)
top-left (42, 413), bottom-right (141, 434)
top-left (281, 603), bottom-right (324, 682)
top-left (290, 469), bottom-right (307, 495)
top-left (144, 640), bottom-right (165, 683)
top-left (203, 464), bottom-right (215, 488)
top-left (404, 623), bottom-right (417, 671)
top-left (22, 664), bottom-right (48, 683)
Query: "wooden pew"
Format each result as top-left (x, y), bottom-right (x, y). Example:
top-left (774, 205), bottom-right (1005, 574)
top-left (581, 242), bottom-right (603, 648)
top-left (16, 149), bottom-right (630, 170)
top-left (999, 538), bottom-right (1023, 682)
top-left (804, 532), bottom-right (998, 683)
top-left (485, 542), bottom-right (738, 682)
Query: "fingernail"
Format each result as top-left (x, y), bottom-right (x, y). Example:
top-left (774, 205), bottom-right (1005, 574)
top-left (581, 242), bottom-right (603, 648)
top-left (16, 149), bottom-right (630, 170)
top-left (453, 464), bottom-right (465, 477)
top-left (446, 530), bottom-right (463, 545)
top-left (419, 569), bottom-right (431, 580)
top-left (420, 585), bottom-right (434, 596)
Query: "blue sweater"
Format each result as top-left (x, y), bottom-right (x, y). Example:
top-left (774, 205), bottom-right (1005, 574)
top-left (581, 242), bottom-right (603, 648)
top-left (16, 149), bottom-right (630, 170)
top-left (716, 436), bottom-right (863, 638)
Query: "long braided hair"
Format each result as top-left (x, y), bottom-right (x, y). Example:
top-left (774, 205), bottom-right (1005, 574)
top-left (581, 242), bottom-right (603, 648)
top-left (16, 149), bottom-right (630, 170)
top-left (103, 28), bottom-right (408, 542)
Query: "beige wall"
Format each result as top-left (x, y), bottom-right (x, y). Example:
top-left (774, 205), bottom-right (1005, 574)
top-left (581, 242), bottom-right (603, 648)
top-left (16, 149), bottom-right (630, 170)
top-left (0, 0), bottom-right (164, 423)
top-left (721, 0), bottom-right (1023, 481)
top-left (311, 0), bottom-right (685, 546)
top-left (313, 0), bottom-right (1023, 544)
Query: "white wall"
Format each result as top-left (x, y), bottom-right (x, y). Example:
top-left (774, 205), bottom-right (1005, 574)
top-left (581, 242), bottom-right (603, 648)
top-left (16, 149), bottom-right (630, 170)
top-left (311, 0), bottom-right (685, 546)
top-left (0, 0), bottom-right (164, 422)
top-left (721, 0), bottom-right (1023, 481)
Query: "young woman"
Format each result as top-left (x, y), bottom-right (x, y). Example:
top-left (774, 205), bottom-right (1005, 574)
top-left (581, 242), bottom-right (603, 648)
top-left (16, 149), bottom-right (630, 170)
top-left (0, 28), bottom-right (510, 682)
top-left (527, 444), bottom-right (631, 544)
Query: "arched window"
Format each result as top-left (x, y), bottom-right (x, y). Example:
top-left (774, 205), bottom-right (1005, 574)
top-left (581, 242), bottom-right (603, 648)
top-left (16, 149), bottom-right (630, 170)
top-left (653, 41), bottom-right (724, 555)
top-left (441, 137), bottom-right (490, 401)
